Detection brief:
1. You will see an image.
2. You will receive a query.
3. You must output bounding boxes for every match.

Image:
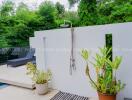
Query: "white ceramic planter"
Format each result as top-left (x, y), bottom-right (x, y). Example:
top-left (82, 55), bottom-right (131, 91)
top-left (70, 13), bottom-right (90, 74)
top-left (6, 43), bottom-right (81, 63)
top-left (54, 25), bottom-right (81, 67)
top-left (36, 83), bottom-right (48, 95)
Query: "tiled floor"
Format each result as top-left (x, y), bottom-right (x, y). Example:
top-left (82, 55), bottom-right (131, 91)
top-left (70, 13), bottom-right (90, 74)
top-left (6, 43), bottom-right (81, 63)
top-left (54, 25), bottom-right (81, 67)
top-left (0, 85), bottom-right (97, 100)
top-left (0, 86), bottom-right (59, 100)
top-left (0, 65), bottom-right (98, 100)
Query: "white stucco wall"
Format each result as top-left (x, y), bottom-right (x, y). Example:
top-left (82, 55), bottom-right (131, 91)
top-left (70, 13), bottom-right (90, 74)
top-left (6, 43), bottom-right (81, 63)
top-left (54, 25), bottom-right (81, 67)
top-left (112, 23), bottom-right (132, 100)
top-left (30, 22), bottom-right (132, 100)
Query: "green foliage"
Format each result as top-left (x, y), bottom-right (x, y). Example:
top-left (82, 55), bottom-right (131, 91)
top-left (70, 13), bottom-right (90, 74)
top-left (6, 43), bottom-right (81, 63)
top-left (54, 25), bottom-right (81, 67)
top-left (78, 0), bottom-right (97, 26)
top-left (77, 0), bottom-right (132, 25)
top-left (64, 11), bottom-right (79, 27)
top-left (107, 56), bottom-right (122, 70)
top-left (0, 1), bottom-right (58, 47)
top-left (0, 1), bottom-right (14, 16)
top-left (81, 49), bottom-right (89, 61)
top-left (55, 2), bottom-right (65, 15)
top-left (26, 62), bottom-right (37, 75)
top-left (6, 23), bottom-right (33, 46)
top-left (34, 70), bottom-right (52, 84)
top-left (15, 3), bottom-right (33, 22)
top-left (109, 2), bottom-right (132, 23)
top-left (0, 0), bottom-right (132, 47)
top-left (38, 1), bottom-right (56, 22)
top-left (26, 62), bottom-right (52, 84)
top-left (106, 34), bottom-right (112, 61)
top-left (93, 47), bottom-right (112, 68)
top-left (97, 76), bottom-right (125, 94)
top-left (38, 1), bottom-right (57, 30)
top-left (56, 11), bottom-right (79, 27)
top-left (81, 46), bottom-right (125, 95)
top-left (97, 0), bottom-right (132, 24)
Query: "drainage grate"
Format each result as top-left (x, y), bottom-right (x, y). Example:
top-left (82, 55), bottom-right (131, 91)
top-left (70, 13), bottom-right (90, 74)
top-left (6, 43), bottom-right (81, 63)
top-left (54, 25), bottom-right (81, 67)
top-left (50, 91), bottom-right (89, 100)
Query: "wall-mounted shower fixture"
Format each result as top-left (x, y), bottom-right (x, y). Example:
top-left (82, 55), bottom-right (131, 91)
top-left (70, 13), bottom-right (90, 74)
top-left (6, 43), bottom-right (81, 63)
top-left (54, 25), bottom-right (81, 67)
top-left (60, 20), bottom-right (76, 75)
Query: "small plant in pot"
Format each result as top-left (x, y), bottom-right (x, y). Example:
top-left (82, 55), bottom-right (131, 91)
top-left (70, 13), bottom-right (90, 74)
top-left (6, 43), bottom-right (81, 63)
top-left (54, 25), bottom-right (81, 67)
top-left (26, 62), bottom-right (51, 95)
top-left (81, 47), bottom-right (125, 100)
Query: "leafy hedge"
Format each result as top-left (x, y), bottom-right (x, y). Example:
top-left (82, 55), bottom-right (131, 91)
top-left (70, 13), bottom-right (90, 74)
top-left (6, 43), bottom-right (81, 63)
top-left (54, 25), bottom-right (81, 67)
top-left (0, 0), bottom-right (132, 48)
top-left (78, 0), bottom-right (132, 25)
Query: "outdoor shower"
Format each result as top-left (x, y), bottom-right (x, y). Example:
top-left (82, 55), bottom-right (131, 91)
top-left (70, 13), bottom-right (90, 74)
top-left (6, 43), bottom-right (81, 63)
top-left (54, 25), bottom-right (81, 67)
top-left (60, 20), bottom-right (76, 75)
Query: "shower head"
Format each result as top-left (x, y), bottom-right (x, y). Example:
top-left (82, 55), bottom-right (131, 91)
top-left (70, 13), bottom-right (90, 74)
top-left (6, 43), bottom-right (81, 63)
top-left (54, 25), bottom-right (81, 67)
top-left (60, 24), bottom-right (70, 28)
top-left (60, 20), bottom-right (72, 28)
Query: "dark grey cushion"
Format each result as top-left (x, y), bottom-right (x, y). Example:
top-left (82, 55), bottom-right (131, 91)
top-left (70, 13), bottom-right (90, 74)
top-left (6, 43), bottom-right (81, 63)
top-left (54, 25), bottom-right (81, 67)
top-left (7, 48), bottom-right (35, 67)
top-left (7, 57), bottom-right (34, 67)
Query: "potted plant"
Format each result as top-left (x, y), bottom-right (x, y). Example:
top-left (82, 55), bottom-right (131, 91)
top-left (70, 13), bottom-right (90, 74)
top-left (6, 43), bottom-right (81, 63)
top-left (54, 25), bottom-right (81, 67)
top-left (26, 62), bottom-right (52, 95)
top-left (81, 47), bottom-right (125, 100)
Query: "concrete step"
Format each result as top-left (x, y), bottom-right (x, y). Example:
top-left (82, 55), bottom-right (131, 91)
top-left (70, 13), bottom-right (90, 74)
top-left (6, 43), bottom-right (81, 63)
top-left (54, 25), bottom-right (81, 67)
top-left (0, 65), bottom-right (35, 89)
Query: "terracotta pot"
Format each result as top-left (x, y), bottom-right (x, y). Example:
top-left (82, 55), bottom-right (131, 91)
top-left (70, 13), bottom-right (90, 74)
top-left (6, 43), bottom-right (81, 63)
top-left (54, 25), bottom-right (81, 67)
top-left (98, 92), bottom-right (116, 100)
top-left (36, 83), bottom-right (48, 95)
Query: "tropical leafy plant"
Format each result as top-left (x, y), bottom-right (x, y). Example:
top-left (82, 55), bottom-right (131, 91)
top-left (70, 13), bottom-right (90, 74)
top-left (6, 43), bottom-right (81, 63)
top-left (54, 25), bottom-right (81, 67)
top-left (26, 62), bottom-right (52, 84)
top-left (81, 46), bottom-right (125, 95)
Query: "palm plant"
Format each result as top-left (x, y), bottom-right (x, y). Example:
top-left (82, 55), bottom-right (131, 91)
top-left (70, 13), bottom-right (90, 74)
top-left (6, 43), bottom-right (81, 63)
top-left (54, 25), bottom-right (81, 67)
top-left (81, 46), bottom-right (125, 95)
